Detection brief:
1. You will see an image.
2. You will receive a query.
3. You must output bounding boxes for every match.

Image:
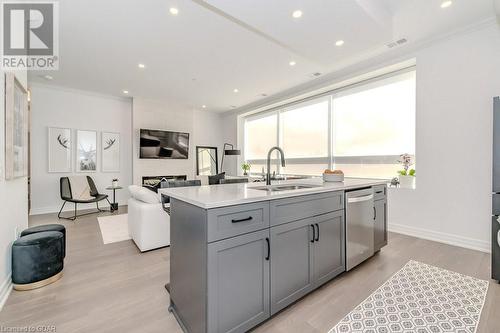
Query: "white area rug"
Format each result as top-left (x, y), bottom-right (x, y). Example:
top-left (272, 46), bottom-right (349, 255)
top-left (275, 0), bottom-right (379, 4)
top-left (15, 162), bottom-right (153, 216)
top-left (329, 260), bottom-right (489, 333)
top-left (97, 214), bottom-right (131, 244)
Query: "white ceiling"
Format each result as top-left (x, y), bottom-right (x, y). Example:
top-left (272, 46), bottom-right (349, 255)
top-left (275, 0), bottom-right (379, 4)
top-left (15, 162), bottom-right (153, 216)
top-left (29, 0), bottom-right (496, 112)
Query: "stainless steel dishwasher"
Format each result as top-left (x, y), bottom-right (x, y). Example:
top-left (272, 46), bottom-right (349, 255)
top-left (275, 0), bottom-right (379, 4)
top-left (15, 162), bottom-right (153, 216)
top-left (345, 188), bottom-right (374, 271)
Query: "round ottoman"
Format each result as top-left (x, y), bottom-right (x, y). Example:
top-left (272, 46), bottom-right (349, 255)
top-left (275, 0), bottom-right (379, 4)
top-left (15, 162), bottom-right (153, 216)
top-left (21, 224), bottom-right (66, 258)
top-left (12, 231), bottom-right (64, 291)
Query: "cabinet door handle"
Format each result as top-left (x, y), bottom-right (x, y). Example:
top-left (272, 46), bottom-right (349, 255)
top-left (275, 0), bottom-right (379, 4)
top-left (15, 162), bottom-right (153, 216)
top-left (231, 216), bottom-right (253, 223)
top-left (310, 225), bottom-right (315, 243)
top-left (373, 207), bottom-right (377, 221)
top-left (315, 223), bottom-right (320, 242)
top-left (265, 237), bottom-right (270, 261)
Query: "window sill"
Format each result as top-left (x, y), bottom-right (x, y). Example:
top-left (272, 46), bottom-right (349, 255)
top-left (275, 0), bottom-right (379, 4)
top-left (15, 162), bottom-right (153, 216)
top-left (388, 184), bottom-right (416, 191)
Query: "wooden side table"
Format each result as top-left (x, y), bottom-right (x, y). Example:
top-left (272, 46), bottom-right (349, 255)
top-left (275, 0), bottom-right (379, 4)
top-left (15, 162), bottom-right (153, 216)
top-left (105, 186), bottom-right (123, 211)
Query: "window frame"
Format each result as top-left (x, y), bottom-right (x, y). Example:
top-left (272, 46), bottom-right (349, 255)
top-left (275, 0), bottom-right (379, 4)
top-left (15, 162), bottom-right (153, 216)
top-left (241, 67), bottom-right (416, 178)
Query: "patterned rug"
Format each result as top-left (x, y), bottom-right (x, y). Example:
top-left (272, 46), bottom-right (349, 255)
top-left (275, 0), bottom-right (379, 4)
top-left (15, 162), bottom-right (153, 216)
top-left (329, 260), bottom-right (489, 333)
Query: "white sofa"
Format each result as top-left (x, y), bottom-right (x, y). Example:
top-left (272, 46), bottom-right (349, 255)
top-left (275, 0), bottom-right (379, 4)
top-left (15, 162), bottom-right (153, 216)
top-left (128, 185), bottom-right (170, 252)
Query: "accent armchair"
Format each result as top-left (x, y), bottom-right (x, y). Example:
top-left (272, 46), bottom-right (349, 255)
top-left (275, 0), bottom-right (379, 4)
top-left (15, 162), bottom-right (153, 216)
top-left (58, 176), bottom-right (111, 221)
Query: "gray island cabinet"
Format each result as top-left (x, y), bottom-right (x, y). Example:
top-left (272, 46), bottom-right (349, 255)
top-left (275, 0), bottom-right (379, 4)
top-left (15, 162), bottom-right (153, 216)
top-left (165, 181), bottom-right (387, 333)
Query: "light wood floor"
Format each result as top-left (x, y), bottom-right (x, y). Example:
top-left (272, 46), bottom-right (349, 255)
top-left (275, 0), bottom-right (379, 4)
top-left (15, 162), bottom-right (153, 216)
top-left (1, 208), bottom-right (499, 332)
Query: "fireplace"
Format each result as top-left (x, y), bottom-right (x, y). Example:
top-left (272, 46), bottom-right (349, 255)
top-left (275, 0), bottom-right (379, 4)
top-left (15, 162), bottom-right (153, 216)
top-left (142, 175), bottom-right (187, 187)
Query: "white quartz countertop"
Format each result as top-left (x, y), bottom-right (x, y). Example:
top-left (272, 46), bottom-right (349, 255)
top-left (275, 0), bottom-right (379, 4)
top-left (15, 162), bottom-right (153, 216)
top-left (159, 177), bottom-right (388, 209)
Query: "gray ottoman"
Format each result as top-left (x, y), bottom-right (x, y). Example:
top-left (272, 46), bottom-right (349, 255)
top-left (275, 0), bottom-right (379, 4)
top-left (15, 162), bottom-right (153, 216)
top-left (21, 224), bottom-right (66, 258)
top-left (12, 231), bottom-right (64, 290)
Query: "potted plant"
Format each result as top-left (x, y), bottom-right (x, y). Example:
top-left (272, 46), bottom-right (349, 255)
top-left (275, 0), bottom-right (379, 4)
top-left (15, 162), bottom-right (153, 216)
top-left (241, 162), bottom-right (251, 176)
top-left (397, 154), bottom-right (416, 188)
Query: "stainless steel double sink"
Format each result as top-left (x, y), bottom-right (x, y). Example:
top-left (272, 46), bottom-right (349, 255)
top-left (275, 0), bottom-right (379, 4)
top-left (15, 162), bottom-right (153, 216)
top-left (251, 184), bottom-right (321, 192)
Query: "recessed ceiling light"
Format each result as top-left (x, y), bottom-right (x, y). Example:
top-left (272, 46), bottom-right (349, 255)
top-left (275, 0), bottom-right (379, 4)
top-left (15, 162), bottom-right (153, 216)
top-left (138, 63), bottom-right (146, 69)
top-left (441, 1), bottom-right (452, 8)
top-left (289, 61), bottom-right (296, 66)
top-left (233, 88), bottom-right (239, 93)
top-left (43, 75), bottom-right (53, 80)
top-left (202, 105), bottom-right (206, 109)
top-left (169, 7), bottom-right (179, 15)
top-left (335, 40), bottom-right (345, 47)
top-left (122, 90), bottom-right (129, 94)
top-left (292, 10), bottom-right (302, 18)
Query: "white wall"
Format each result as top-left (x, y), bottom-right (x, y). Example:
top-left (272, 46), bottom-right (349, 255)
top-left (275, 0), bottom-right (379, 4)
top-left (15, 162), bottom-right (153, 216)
top-left (228, 22), bottom-right (500, 253)
top-left (388, 22), bottom-right (500, 252)
top-left (495, 0), bottom-right (500, 21)
top-left (0, 71), bottom-right (28, 309)
top-left (30, 85), bottom-right (133, 215)
top-left (132, 98), bottom-right (224, 184)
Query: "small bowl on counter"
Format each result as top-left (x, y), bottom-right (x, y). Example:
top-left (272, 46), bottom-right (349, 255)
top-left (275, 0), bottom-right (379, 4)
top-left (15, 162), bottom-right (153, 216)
top-left (322, 173), bottom-right (344, 182)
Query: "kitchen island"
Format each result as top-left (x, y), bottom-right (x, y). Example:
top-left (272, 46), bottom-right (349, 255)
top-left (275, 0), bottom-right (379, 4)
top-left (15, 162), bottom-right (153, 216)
top-left (160, 178), bottom-right (388, 333)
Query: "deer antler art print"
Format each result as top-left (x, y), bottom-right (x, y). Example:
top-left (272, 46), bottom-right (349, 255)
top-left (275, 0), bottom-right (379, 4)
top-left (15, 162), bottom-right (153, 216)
top-left (104, 138), bottom-right (116, 150)
top-left (57, 134), bottom-right (69, 149)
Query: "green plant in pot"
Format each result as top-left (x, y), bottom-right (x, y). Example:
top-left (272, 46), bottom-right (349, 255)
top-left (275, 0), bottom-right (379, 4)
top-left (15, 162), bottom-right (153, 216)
top-left (397, 154), bottom-right (415, 188)
top-left (241, 162), bottom-right (251, 176)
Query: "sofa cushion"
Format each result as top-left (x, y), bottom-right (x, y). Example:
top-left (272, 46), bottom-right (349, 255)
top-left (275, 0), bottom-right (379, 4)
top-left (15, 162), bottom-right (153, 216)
top-left (128, 185), bottom-right (141, 198)
top-left (129, 185), bottom-right (160, 204)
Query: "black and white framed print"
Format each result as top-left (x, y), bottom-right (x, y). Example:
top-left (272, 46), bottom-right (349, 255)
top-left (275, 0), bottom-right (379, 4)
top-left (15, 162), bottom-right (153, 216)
top-left (48, 127), bottom-right (72, 173)
top-left (4, 73), bottom-right (28, 180)
top-left (76, 130), bottom-right (97, 172)
top-left (102, 132), bottom-right (120, 172)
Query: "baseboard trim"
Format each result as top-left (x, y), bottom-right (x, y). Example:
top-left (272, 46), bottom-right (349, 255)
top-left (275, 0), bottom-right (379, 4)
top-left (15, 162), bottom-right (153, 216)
top-left (389, 223), bottom-right (490, 253)
top-left (0, 274), bottom-right (13, 311)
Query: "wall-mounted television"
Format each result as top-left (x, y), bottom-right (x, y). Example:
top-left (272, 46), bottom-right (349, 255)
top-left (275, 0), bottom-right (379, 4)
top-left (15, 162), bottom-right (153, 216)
top-left (140, 129), bottom-right (190, 159)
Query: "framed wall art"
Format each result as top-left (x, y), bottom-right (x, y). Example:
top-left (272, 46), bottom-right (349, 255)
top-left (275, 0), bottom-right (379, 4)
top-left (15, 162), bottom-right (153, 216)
top-left (48, 127), bottom-right (72, 172)
top-left (76, 130), bottom-right (97, 172)
top-left (101, 132), bottom-right (120, 172)
top-left (4, 73), bottom-right (29, 180)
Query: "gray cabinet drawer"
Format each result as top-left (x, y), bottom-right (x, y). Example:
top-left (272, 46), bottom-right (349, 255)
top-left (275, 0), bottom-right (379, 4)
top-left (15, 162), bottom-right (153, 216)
top-left (270, 191), bottom-right (344, 226)
top-left (373, 185), bottom-right (387, 201)
top-left (207, 202), bottom-right (270, 242)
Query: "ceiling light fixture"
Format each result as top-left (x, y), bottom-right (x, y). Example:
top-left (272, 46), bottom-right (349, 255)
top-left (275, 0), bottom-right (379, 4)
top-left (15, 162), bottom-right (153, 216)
top-left (138, 63), bottom-right (146, 69)
top-left (233, 88), bottom-right (239, 93)
top-left (202, 105), bottom-right (207, 109)
top-left (289, 61), bottom-right (296, 66)
top-left (440, 1), bottom-right (452, 8)
top-left (335, 40), bottom-right (345, 46)
top-left (169, 7), bottom-right (179, 15)
top-left (292, 10), bottom-right (302, 18)
top-left (122, 90), bottom-right (129, 94)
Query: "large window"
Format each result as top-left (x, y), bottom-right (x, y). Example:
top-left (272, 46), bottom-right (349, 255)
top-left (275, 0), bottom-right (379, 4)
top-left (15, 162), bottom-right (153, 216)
top-left (242, 70), bottom-right (416, 178)
top-left (280, 98), bottom-right (330, 175)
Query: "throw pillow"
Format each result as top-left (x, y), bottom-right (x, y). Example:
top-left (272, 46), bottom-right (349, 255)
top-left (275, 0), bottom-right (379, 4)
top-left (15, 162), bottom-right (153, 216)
top-left (208, 172), bottom-right (225, 185)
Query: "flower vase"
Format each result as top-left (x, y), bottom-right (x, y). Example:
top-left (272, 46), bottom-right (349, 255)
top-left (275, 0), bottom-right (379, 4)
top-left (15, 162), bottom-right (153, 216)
top-left (399, 175), bottom-right (415, 189)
